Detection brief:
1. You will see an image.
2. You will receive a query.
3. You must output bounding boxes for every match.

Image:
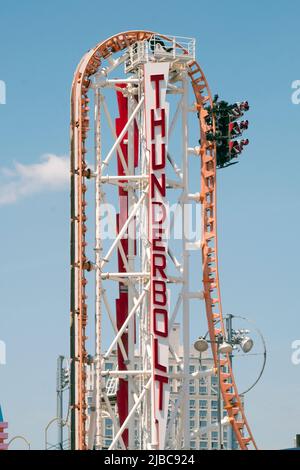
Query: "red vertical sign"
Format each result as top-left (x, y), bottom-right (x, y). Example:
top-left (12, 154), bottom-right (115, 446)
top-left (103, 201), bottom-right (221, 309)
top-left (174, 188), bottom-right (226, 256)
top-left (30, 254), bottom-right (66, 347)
top-left (144, 62), bottom-right (170, 449)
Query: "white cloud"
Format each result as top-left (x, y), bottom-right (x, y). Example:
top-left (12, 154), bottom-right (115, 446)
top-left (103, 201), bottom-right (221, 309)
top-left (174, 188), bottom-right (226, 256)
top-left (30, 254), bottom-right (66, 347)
top-left (0, 154), bottom-right (69, 205)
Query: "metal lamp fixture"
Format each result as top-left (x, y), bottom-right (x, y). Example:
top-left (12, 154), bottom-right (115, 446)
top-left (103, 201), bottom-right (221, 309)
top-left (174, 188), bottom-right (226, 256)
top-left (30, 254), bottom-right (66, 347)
top-left (194, 337), bottom-right (209, 353)
top-left (239, 336), bottom-right (254, 353)
top-left (194, 336), bottom-right (234, 355)
top-left (218, 341), bottom-right (233, 355)
top-left (232, 329), bottom-right (254, 353)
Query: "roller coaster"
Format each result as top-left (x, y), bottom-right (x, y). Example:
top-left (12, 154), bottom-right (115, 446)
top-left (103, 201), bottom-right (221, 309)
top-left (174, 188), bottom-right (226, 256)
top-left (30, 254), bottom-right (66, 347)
top-left (70, 30), bottom-right (256, 450)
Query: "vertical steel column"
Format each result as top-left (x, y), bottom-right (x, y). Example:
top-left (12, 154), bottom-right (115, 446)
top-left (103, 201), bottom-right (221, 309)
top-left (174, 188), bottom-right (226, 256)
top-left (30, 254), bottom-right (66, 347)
top-left (70, 89), bottom-right (78, 450)
top-left (94, 88), bottom-right (103, 450)
top-left (70, 183), bottom-right (76, 450)
top-left (57, 355), bottom-right (64, 449)
top-left (138, 74), bottom-right (151, 449)
top-left (217, 344), bottom-right (224, 450)
top-left (181, 70), bottom-right (190, 449)
top-left (127, 89), bottom-right (136, 449)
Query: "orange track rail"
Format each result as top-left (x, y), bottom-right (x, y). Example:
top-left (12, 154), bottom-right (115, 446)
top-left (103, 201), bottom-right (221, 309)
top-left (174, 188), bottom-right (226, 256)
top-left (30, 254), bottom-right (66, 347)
top-left (189, 62), bottom-right (257, 449)
top-left (70, 30), bottom-right (257, 450)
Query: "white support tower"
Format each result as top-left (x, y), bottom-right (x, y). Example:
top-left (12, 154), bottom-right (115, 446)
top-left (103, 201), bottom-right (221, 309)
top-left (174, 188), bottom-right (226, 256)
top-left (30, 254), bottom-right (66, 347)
top-left (87, 35), bottom-right (200, 450)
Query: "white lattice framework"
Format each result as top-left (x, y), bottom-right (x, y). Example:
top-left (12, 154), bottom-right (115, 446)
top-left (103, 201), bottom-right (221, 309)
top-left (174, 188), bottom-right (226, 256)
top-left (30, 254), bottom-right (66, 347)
top-left (70, 31), bottom-right (257, 451)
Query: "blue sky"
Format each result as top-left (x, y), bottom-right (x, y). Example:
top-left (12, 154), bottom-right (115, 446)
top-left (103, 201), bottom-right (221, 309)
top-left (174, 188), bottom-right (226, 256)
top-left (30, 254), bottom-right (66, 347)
top-left (0, 0), bottom-right (300, 449)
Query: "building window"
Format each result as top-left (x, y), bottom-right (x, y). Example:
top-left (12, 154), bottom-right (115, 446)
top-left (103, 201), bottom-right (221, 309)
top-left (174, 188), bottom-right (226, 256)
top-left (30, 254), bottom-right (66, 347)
top-left (189, 384), bottom-right (195, 395)
top-left (200, 441), bottom-right (208, 449)
top-left (190, 441), bottom-right (196, 449)
top-left (105, 363), bottom-right (113, 370)
top-left (199, 386), bottom-right (207, 395)
top-left (211, 441), bottom-right (219, 449)
top-left (106, 428), bottom-right (113, 437)
top-left (190, 399), bottom-right (196, 408)
top-left (199, 400), bottom-right (207, 409)
top-left (211, 400), bottom-right (218, 410)
top-left (190, 420), bottom-right (195, 430)
top-left (200, 420), bottom-right (207, 428)
top-left (199, 410), bottom-right (207, 419)
top-left (211, 410), bottom-right (218, 421)
top-left (211, 376), bottom-right (218, 386)
top-left (105, 418), bottom-right (112, 428)
top-left (189, 365), bottom-right (195, 374)
top-left (190, 410), bottom-right (195, 419)
top-left (211, 431), bottom-right (218, 441)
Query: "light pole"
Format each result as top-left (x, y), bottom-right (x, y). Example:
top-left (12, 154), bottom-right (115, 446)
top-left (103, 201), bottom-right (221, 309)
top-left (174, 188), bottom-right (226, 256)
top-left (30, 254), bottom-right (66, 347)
top-left (194, 314), bottom-right (266, 450)
top-left (194, 335), bottom-right (233, 450)
top-left (57, 356), bottom-right (64, 449)
top-left (225, 315), bottom-right (266, 395)
top-left (56, 356), bottom-right (70, 450)
top-left (217, 342), bottom-right (222, 450)
top-left (224, 314), bottom-right (266, 449)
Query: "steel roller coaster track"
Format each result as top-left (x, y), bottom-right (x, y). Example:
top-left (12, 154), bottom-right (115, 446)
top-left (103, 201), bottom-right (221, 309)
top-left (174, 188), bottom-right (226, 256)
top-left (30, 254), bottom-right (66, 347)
top-left (70, 30), bottom-right (257, 450)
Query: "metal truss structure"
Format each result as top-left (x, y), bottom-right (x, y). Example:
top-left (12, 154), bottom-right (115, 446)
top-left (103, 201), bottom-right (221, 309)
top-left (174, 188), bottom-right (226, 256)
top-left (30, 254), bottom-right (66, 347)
top-left (70, 30), bottom-right (257, 450)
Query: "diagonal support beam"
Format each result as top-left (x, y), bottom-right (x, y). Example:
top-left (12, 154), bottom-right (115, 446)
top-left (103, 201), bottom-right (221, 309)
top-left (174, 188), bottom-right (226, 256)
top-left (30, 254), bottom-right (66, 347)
top-left (102, 290), bottom-right (129, 363)
top-left (104, 282), bottom-right (150, 359)
top-left (101, 97), bottom-right (144, 172)
top-left (100, 190), bottom-right (147, 268)
top-left (102, 96), bottom-right (129, 175)
top-left (109, 378), bottom-right (152, 450)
